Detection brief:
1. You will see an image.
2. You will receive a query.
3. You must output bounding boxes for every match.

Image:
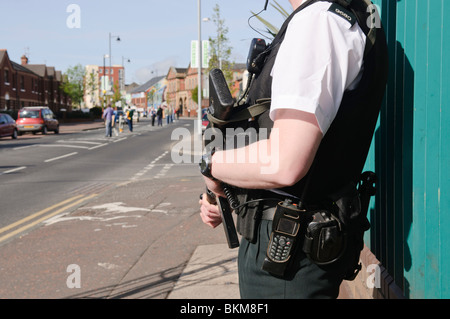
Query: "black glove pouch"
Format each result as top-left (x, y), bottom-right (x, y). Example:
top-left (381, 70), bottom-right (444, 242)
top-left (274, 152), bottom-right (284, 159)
top-left (303, 210), bottom-right (346, 265)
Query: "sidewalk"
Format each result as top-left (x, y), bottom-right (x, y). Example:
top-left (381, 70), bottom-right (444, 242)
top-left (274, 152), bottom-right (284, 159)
top-left (59, 120), bottom-right (105, 134)
top-left (167, 244), bottom-right (239, 299)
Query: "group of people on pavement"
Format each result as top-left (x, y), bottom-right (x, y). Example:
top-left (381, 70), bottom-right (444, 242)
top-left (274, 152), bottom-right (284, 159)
top-left (149, 106), bottom-right (179, 127)
top-left (103, 104), bottom-right (180, 137)
top-left (102, 104), bottom-right (135, 137)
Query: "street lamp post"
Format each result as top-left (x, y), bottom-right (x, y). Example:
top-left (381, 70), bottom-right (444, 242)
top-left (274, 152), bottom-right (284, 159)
top-left (197, 0), bottom-right (203, 136)
top-left (102, 54), bottom-right (109, 107)
top-left (122, 57), bottom-right (131, 92)
top-left (109, 32), bottom-right (121, 94)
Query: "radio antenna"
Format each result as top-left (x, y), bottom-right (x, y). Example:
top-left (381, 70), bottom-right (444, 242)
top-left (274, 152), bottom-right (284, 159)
top-left (248, 0), bottom-right (271, 39)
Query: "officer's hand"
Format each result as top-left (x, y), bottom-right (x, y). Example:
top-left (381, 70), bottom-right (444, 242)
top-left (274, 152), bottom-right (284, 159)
top-left (199, 193), bottom-right (222, 228)
top-left (203, 176), bottom-right (225, 198)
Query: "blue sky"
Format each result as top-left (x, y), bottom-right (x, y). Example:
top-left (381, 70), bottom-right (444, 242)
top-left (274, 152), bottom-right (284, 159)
top-left (1, 0), bottom-right (290, 84)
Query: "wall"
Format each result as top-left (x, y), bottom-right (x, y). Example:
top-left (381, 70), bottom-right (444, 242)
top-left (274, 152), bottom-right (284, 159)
top-left (363, 0), bottom-right (450, 299)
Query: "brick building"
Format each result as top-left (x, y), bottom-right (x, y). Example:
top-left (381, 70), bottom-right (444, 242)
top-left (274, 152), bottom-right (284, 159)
top-left (166, 67), bottom-right (189, 116)
top-left (84, 64), bottom-right (125, 108)
top-left (166, 63), bottom-right (246, 118)
top-left (0, 50), bottom-right (71, 112)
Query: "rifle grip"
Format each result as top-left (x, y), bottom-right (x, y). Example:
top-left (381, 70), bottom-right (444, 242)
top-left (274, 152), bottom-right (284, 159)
top-left (203, 188), bottom-right (239, 249)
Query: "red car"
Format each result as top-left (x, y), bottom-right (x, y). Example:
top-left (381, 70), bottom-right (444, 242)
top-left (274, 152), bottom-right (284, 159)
top-left (0, 113), bottom-right (18, 139)
top-left (16, 107), bottom-right (59, 135)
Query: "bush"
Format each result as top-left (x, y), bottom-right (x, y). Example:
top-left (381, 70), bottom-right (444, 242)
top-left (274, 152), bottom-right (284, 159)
top-left (89, 106), bottom-right (103, 119)
top-left (66, 110), bottom-right (92, 120)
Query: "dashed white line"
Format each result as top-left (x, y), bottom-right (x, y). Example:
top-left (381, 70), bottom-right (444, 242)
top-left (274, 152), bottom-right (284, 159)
top-left (1, 166), bottom-right (27, 175)
top-left (39, 144), bottom-right (89, 150)
top-left (88, 143), bottom-right (108, 150)
top-left (113, 137), bottom-right (127, 143)
top-left (130, 151), bottom-right (170, 181)
top-left (57, 140), bottom-right (102, 145)
top-left (44, 152), bottom-right (78, 163)
top-left (154, 164), bottom-right (174, 179)
top-left (13, 145), bottom-right (36, 151)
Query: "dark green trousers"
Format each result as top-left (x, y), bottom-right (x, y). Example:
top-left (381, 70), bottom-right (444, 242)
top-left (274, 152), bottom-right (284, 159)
top-left (238, 220), bottom-right (356, 299)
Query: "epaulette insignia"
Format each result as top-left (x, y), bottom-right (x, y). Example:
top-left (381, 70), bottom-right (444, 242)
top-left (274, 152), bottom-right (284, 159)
top-left (328, 3), bottom-right (357, 27)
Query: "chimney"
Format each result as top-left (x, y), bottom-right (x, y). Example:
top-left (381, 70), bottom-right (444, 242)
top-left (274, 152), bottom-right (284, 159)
top-left (21, 55), bottom-right (28, 65)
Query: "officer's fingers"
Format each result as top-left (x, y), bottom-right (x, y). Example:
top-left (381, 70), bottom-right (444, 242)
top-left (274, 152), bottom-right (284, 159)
top-left (200, 204), bottom-right (220, 220)
top-left (200, 205), bottom-right (222, 228)
top-left (200, 195), bottom-right (219, 212)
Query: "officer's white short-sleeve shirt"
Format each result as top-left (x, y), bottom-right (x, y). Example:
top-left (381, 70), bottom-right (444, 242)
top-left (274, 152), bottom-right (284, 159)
top-left (270, 2), bottom-right (367, 135)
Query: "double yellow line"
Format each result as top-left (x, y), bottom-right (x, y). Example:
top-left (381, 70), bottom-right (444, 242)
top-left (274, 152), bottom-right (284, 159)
top-left (0, 193), bottom-right (97, 244)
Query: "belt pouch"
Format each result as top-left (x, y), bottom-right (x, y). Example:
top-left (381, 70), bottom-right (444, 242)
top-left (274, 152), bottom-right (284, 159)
top-left (236, 192), bottom-right (262, 244)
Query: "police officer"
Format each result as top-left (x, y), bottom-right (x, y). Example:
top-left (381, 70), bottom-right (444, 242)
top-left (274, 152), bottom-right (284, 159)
top-left (199, 0), bottom-right (388, 299)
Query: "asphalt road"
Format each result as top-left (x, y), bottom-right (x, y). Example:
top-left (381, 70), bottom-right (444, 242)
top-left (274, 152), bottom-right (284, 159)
top-left (0, 117), bottom-right (201, 231)
top-left (0, 117), bottom-right (236, 299)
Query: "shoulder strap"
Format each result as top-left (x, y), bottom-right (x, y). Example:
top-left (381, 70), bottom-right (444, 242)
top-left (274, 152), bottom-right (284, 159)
top-left (207, 99), bottom-right (271, 126)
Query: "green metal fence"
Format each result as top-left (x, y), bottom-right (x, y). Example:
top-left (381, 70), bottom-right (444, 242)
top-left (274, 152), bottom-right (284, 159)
top-left (364, 0), bottom-right (450, 299)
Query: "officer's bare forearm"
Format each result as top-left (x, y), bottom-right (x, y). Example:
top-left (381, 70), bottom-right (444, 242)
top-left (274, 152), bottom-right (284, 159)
top-left (211, 113), bottom-right (322, 189)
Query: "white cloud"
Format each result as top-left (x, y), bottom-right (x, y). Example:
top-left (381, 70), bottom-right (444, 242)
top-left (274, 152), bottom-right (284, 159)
top-left (132, 57), bottom-right (178, 84)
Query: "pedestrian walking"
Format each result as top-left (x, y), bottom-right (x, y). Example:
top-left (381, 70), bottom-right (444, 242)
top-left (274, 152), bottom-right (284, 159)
top-left (112, 106), bottom-right (119, 136)
top-left (102, 104), bottom-right (114, 137)
top-left (126, 107), bottom-right (134, 132)
top-left (157, 106), bottom-right (163, 126)
top-left (151, 109), bottom-right (156, 126)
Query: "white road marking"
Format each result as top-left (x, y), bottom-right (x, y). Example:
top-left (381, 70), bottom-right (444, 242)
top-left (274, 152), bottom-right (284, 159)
top-left (39, 144), bottom-right (89, 150)
top-left (13, 145), bottom-right (36, 151)
top-left (130, 151), bottom-right (170, 181)
top-left (88, 143), bottom-right (108, 150)
top-left (57, 140), bottom-right (102, 145)
top-left (1, 166), bottom-right (27, 175)
top-left (44, 152), bottom-right (78, 163)
top-left (154, 164), bottom-right (174, 179)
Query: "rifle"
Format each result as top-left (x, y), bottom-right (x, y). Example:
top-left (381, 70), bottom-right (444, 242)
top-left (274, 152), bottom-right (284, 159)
top-left (201, 68), bottom-right (240, 249)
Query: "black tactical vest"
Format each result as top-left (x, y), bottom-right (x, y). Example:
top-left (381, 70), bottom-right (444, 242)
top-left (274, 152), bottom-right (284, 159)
top-left (243, 0), bottom-right (389, 204)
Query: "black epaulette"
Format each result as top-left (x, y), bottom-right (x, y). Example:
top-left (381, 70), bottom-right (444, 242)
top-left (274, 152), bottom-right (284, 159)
top-left (328, 2), bottom-right (357, 27)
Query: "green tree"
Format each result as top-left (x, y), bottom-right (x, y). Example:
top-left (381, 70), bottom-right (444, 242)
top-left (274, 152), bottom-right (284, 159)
top-left (191, 85), bottom-right (200, 105)
top-left (84, 69), bottom-right (98, 106)
top-left (61, 64), bottom-right (85, 109)
top-left (112, 81), bottom-right (122, 105)
top-left (147, 87), bottom-right (157, 109)
top-left (208, 4), bottom-right (234, 86)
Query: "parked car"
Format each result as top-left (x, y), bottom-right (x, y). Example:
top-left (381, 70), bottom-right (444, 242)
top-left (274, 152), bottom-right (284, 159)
top-left (202, 112), bottom-right (209, 132)
top-left (16, 107), bottom-right (59, 135)
top-left (0, 113), bottom-right (18, 139)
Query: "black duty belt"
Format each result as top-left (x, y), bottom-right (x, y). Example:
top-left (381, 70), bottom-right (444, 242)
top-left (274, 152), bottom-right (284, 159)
top-left (245, 190), bottom-right (301, 221)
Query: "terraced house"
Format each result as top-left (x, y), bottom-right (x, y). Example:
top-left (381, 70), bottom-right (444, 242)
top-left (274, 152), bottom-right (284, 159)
top-left (0, 49), bottom-right (71, 112)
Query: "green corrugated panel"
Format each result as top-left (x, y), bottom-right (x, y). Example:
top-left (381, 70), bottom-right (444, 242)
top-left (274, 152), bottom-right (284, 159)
top-left (364, 0), bottom-right (449, 299)
top-left (440, 0), bottom-right (450, 299)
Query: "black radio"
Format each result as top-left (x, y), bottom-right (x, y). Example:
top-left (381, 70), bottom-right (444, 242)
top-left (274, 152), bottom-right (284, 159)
top-left (262, 199), bottom-right (309, 277)
top-left (246, 38), bottom-right (268, 75)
